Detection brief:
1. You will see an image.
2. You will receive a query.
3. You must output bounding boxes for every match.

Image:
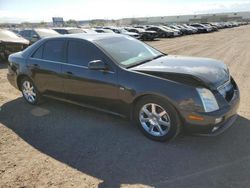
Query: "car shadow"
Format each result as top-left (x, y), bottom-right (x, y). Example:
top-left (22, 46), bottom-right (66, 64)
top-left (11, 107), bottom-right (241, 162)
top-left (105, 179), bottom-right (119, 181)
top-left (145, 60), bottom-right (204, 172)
top-left (1, 98), bottom-right (250, 187)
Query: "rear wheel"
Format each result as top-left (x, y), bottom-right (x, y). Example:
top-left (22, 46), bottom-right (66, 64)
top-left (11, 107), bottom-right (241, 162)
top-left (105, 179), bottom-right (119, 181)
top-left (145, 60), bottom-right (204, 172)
top-left (134, 96), bottom-right (181, 141)
top-left (20, 77), bottom-right (41, 105)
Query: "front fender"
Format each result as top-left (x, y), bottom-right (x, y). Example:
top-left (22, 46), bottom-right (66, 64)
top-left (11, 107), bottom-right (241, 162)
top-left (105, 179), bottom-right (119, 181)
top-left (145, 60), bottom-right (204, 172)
top-left (118, 68), bottom-right (204, 114)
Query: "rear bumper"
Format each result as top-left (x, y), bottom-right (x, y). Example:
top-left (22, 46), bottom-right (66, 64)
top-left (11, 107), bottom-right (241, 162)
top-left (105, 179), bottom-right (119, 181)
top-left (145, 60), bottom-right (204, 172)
top-left (182, 89), bottom-right (240, 135)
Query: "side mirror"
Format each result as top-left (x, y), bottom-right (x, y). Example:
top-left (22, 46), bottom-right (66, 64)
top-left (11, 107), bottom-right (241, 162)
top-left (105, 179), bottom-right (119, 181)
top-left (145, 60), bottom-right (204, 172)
top-left (88, 60), bottom-right (108, 70)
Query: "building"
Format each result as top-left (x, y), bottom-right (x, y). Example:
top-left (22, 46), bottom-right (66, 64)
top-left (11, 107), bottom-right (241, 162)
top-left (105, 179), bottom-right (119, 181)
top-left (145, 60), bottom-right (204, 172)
top-left (119, 11), bottom-right (250, 25)
top-left (52, 17), bottom-right (64, 27)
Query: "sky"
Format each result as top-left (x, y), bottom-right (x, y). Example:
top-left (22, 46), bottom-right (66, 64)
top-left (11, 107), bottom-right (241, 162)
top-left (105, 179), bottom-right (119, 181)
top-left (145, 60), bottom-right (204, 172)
top-left (0, 0), bottom-right (250, 23)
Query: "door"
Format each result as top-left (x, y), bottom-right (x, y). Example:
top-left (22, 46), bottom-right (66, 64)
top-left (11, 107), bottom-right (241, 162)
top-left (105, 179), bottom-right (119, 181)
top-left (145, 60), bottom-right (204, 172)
top-left (27, 39), bottom-right (66, 97)
top-left (62, 39), bottom-right (119, 112)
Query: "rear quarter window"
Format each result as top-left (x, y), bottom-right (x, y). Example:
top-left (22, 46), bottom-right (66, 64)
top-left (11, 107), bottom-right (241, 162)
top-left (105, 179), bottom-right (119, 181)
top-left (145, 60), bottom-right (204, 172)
top-left (31, 45), bottom-right (43, 59)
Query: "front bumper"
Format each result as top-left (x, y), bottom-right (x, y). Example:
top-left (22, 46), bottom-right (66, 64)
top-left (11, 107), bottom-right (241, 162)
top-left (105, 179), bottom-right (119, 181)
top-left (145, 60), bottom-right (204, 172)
top-left (182, 87), bottom-right (240, 136)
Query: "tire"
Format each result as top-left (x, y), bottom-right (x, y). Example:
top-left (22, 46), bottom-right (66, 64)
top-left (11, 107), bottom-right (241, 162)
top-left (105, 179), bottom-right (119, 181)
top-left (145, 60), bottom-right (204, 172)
top-left (20, 77), bottom-right (41, 105)
top-left (134, 96), bottom-right (181, 142)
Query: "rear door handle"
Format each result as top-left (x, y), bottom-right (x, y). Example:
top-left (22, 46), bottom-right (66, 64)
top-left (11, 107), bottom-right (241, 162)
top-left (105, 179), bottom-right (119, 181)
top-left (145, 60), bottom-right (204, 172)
top-left (66, 71), bottom-right (73, 75)
top-left (28, 64), bottom-right (39, 68)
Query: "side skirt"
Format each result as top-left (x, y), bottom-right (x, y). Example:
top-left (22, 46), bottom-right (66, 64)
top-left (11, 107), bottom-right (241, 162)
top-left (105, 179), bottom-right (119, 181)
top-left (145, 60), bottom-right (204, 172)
top-left (43, 94), bottom-right (127, 119)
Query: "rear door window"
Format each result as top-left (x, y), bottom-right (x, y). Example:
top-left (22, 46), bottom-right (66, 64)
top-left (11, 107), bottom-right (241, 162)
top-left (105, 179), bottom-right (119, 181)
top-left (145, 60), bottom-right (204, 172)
top-left (43, 40), bottom-right (65, 62)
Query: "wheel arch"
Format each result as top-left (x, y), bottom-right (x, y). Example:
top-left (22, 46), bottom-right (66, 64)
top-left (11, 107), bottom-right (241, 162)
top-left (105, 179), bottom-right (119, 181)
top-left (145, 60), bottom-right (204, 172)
top-left (130, 93), bottom-right (181, 121)
top-left (131, 93), bottom-right (184, 141)
top-left (16, 74), bottom-right (32, 90)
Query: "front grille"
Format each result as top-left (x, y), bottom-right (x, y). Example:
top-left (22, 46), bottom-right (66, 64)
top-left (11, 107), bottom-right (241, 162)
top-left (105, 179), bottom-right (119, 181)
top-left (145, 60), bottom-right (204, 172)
top-left (225, 85), bottom-right (234, 102)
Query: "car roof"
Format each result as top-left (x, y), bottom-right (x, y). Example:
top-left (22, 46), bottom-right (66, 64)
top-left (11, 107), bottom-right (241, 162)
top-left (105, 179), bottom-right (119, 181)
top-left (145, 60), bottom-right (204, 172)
top-left (21, 33), bottom-right (129, 58)
top-left (53, 27), bottom-right (80, 30)
top-left (42, 33), bottom-right (125, 42)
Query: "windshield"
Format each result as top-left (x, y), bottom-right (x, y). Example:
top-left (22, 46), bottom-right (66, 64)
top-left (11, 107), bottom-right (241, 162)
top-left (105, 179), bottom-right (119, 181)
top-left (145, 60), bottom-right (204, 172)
top-left (102, 29), bottom-right (114, 33)
top-left (35, 29), bottom-right (60, 37)
top-left (139, 28), bottom-right (146, 32)
top-left (171, 26), bottom-right (179, 29)
top-left (118, 28), bottom-right (128, 33)
top-left (163, 26), bottom-right (172, 30)
top-left (95, 36), bottom-right (163, 67)
top-left (157, 26), bottom-right (168, 31)
top-left (68, 29), bottom-right (84, 34)
top-left (82, 29), bottom-right (97, 34)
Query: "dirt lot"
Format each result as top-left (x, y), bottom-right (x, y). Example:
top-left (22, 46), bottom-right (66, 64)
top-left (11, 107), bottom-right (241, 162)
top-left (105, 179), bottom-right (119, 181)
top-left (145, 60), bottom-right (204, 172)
top-left (0, 25), bottom-right (250, 188)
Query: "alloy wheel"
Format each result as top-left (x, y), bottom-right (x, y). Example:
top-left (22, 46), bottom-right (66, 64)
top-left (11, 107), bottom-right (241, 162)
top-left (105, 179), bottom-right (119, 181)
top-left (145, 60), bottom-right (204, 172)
top-left (139, 103), bottom-right (171, 137)
top-left (22, 80), bottom-right (37, 103)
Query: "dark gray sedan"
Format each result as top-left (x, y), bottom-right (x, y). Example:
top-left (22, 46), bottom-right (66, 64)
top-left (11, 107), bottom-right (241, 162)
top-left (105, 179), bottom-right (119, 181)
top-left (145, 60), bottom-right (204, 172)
top-left (7, 34), bottom-right (240, 141)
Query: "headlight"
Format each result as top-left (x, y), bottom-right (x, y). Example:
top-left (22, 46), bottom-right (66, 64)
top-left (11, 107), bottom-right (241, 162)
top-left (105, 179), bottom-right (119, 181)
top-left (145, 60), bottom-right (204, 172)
top-left (196, 88), bottom-right (219, 112)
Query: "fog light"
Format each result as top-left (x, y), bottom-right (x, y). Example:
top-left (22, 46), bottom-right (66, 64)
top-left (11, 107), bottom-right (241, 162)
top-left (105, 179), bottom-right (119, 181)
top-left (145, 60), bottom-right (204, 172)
top-left (212, 126), bottom-right (220, 132)
top-left (215, 117), bottom-right (223, 124)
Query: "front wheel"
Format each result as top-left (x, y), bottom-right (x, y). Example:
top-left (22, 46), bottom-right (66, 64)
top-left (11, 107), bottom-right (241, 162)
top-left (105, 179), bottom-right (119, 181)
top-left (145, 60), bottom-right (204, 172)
top-left (134, 96), bottom-right (181, 141)
top-left (20, 77), bottom-right (41, 105)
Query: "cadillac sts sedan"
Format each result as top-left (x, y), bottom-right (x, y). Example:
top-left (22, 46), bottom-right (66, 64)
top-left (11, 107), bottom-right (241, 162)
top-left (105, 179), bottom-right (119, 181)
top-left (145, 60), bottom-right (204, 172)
top-left (7, 34), bottom-right (240, 141)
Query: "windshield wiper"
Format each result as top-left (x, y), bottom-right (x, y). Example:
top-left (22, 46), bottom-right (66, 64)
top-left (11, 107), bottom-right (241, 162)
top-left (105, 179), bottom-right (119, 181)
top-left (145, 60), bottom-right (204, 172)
top-left (126, 54), bottom-right (165, 68)
top-left (152, 54), bottom-right (165, 60)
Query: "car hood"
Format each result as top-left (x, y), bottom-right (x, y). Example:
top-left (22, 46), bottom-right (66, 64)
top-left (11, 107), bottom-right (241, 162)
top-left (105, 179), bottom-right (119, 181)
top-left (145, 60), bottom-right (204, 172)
top-left (0, 36), bottom-right (29, 45)
top-left (130, 55), bottom-right (229, 89)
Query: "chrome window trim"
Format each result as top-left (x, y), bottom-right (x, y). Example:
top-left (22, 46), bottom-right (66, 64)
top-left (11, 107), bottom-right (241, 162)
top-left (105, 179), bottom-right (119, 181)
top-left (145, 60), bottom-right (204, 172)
top-left (29, 57), bottom-right (115, 74)
top-left (30, 57), bottom-right (86, 68)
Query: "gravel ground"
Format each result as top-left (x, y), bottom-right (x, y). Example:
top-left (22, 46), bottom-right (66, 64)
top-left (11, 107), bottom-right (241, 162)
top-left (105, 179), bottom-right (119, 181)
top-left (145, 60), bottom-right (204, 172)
top-left (0, 25), bottom-right (250, 188)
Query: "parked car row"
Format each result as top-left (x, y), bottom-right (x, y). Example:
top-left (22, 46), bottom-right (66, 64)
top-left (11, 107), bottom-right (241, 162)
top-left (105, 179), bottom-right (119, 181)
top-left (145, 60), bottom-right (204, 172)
top-left (97, 21), bottom-right (248, 40)
top-left (0, 21), bottom-right (248, 60)
top-left (133, 21), bottom-right (248, 37)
